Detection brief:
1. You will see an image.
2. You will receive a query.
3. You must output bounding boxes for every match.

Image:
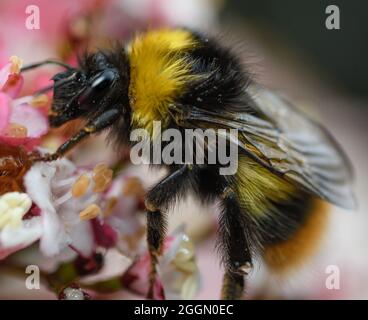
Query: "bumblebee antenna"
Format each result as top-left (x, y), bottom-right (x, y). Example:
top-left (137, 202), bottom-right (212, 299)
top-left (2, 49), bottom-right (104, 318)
top-left (33, 84), bottom-right (54, 95)
top-left (21, 60), bottom-right (74, 72)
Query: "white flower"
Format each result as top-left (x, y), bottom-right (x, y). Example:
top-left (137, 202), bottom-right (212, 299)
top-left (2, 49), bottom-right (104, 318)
top-left (122, 226), bottom-right (201, 300)
top-left (24, 157), bottom-right (111, 257)
top-left (160, 226), bottom-right (201, 300)
top-left (104, 174), bottom-right (145, 257)
top-left (0, 192), bottom-right (42, 260)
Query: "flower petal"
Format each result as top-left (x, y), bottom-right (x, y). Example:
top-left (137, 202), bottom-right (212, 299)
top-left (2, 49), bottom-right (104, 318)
top-left (10, 103), bottom-right (49, 137)
top-left (0, 62), bottom-right (12, 88)
top-left (159, 227), bottom-right (201, 300)
top-left (0, 103), bottom-right (49, 150)
top-left (0, 244), bottom-right (24, 260)
top-left (0, 92), bottom-right (11, 131)
top-left (0, 191), bottom-right (42, 260)
top-left (92, 219), bottom-right (118, 249)
top-left (0, 58), bottom-right (24, 98)
top-left (121, 253), bottom-right (165, 300)
top-left (24, 162), bottom-right (70, 256)
top-left (2, 73), bottom-right (24, 98)
top-left (69, 220), bottom-right (95, 257)
top-left (0, 217), bottom-right (42, 253)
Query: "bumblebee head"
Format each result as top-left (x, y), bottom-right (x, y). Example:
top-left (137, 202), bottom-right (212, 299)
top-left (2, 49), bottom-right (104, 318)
top-left (50, 50), bottom-right (130, 128)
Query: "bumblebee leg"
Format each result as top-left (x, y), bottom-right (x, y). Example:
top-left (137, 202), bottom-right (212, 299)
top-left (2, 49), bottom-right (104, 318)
top-left (145, 165), bottom-right (194, 299)
top-left (218, 186), bottom-right (253, 300)
top-left (35, 109), bottom-right (120, 162)
top-left (145, 165), bottom-right (193, 211)
top-left (146, 209), bottom-right (167, 299)
top-left (222, 272), bottom-right (245, 300)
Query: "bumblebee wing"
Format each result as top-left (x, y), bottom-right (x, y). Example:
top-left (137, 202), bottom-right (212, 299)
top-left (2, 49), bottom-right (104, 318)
top-left (173, 84), bottom-right (356, 209)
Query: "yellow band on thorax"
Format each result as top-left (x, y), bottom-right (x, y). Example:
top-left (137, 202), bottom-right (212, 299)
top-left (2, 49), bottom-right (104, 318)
top-left (127, 29), bottom-right (198, 135)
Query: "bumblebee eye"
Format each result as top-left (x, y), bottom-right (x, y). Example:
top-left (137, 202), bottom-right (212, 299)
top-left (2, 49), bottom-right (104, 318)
top-left (77, 69), bottom-right (117, 107)
top-left (91, 70), bottom-right (116, 91)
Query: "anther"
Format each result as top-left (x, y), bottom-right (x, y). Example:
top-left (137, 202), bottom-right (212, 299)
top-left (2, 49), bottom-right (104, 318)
top-left (79, 204), bottom-right (101, 220)
top-left (104, 197), bottom-right (118, 217)
top-left (31, 94), bottom-right (49, 107)
top-left (72, 173), bottom-right (90, 198)
top-left (92, 163), bottom-right (113, 193)
top-left (9, 56), bottom-right (23, 73)
top-left (122, 177), bottom-right (145, 197)
top-left (3, 123), bottom-right (28, 138)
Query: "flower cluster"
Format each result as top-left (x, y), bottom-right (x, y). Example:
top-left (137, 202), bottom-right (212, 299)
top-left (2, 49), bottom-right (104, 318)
top-left (0, 56), bottom-right (200, 299)
top-left (0, 0), bottom-right (212, 299)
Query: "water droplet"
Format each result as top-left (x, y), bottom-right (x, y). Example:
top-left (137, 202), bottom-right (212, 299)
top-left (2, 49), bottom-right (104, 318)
top-left (62, 287), bottom-right (85, 300)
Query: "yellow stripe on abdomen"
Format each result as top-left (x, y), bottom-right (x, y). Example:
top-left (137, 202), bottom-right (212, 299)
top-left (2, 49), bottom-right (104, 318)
top-left (235, 155), bottom-right (330, 273)
top-left (235, 155), bottom-right (297, 217)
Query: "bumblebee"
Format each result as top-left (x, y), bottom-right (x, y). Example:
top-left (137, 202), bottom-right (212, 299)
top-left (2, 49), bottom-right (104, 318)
top-left (23, 29), bottom-right (355, 299)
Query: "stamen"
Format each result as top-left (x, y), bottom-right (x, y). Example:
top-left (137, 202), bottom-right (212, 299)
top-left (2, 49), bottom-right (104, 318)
top-left (54, 191), bottom-right (72, 207)
top-left (93, 163), bottom-right (108, 175)
top-left (70, 17), bottom-right (89, 38)
top-left (122, 177), bottom-right (145, 197)
top-left (79, 204), bottom-right (101, 220)
top-left (72, 174), bottom-right (90, 198)
top-left (0, 192), bottom-right (32, 230)
top-left (0, 210), bottom-right (12, 229)
top-left (9, 56), bottom-right (23, 74)
top-left (104, 197), bottom-right (118, 217)
top-left (52, 177), bottom-right (76, 188)
top-left (12, 96), bottom-right (33, 106)
top-left (30, 94), bottom-right (49, 107)
top-left (48, 110), bottom-right (59, 117)
top-left (3, 123), bottom-right (28, 138)
top-left (92, 163), bottom-right (113, 193)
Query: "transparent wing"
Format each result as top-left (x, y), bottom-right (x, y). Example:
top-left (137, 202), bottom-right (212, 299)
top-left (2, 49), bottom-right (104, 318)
top-left (171, 84), bottom-right (356, 209)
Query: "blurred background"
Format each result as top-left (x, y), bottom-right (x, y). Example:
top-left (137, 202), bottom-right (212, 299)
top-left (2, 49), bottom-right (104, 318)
top-left (0, 0), bottom-right (367, 299)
